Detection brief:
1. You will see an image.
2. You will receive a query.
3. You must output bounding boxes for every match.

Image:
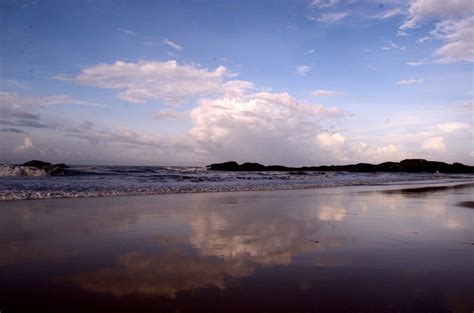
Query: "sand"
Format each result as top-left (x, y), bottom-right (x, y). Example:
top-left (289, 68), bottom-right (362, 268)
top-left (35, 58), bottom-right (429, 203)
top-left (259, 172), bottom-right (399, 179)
top-left (0, 183), bottom-right (473, 312)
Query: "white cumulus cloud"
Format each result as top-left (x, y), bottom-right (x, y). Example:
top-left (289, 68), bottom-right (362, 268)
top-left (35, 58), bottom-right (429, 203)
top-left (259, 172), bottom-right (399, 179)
top-left (15, 137), bottom-right (34, 153)
top-left (352, 142), bottom-right (408, 163)
top-left (316, 132), bottom-right (345, 149)
top-left (57, 60), bottom-right (238, 105)
top-left (422, 136), bottom-right (446, 151)
top-left (188, 92), bottom-right (345, 164)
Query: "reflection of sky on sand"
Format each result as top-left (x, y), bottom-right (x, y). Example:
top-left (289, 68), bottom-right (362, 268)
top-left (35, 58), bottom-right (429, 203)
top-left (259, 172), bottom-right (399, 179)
top-left (358, 185), bottom-right (472, 233)
top-left (66, 251), bottom-right (253, 298)
top-left (0, 184), bottom-right (473, 304)
top-left (189, 210), bottom-right (320, 265)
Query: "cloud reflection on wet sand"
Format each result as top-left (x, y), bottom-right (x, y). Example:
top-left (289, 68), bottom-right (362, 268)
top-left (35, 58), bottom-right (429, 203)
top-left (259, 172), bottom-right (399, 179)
top-left (0, 184), bottom-right (473, 312)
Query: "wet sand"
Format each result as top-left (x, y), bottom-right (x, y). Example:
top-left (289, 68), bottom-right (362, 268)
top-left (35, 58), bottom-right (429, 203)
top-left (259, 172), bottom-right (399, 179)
top-left (1, 183), bottom-right (473, 313)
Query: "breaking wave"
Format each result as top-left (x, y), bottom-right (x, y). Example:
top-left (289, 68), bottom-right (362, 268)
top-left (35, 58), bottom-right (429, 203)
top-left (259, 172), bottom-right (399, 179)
top-left (0, 165), bottom-right (48, 177)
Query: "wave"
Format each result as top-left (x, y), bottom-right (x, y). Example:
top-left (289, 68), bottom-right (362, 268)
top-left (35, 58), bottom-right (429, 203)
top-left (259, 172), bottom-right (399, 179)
top-left (0, 165), bottom-right (48, 177)
top-left (2, 177), bottom-right (473, 201)
top-left (1, 163), bottom-right (473, 201)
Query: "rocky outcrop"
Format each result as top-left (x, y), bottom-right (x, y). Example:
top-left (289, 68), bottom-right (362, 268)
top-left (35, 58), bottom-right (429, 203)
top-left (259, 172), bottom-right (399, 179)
top-left (21, 160), bottom-right (70, 175)
top-left (207, 159), bottom-right (474, 174)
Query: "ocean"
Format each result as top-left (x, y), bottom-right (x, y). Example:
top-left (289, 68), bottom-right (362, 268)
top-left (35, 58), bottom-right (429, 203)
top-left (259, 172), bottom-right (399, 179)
top-left (1, 163), bottom-right (474, 200)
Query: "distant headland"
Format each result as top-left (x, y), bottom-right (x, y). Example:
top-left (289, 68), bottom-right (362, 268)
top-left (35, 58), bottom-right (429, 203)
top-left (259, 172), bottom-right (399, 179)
top-left (207, 159), bottom-right (474, 174)
top-left (13, 159), bottom-right (474, 175)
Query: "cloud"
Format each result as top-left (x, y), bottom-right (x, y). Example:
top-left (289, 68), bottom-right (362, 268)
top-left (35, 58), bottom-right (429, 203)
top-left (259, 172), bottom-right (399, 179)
top-left (317, 11), bottom-right (349, 23)
top-left (422, 136), bottom-right (446, 151)
top-left (153, 109), bottom-right (190, 120)
top-left (0, 128), bottom-right (26, 133)
top-left (352, 142), bottom-right (408, 163)
top-left (382, 40), bottom-right (406, 51)
top-left (62, 90), bottom-right (347, 165)
top-left (400, 0), bottom-right (472, 30)
top-left (399, 0), bottom-right (473, 64)
top-left (188, 92), bottom-right (346, 164)
top-left (438, 122), bottom-right (470, 133)
top-left (406, 59), bottom-right (434, 66)
top-left (162, 38), bottom-right (183, 51)
top-left (35, 59), bottom-right (351, 165)
top-left (6, 80), bottom-right (30, 89)
top-left (310, 0), bottom-right (338, 9)
top-left (316, 132), bottom-right (345, 150)
top-left (0, 91), bottom-right (108, 110)
top-left (117, 28), bottom-right (137, 35)
top-left (396, 78), bottom-right (424, 85)
top-left (57, 60), bottom-right (238, 105)
top-left (15, 137), bottom-right (33, 153)
top-left (307, 49), bottom-right (315, 54)
top-left (296, 65), bottom-right (310, 76)
top-left (431, 16), bottom-right (474, 63)
top-left (374, 8), bottom-right (402, 20)
top-left (0, 91), bottom-right (107, 132)
top-left (311, 89), bottom-right (342, 97)
top-left (16, 0), bottom-right (37, 9)
top-left (70, 125), bottom-right (191, 151)
top-left (456, 99), bottom-right (473, 111)
top-left (0, 118), bottom-right (49, 129)
top-left (417, 36), bottom-right (431, 44)
top-left (2, 110), bottom-right (40, 120)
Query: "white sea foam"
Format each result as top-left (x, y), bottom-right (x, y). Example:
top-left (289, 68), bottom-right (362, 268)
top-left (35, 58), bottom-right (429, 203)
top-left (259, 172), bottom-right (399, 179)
top-left (0, 165), bottom-right (48, 177)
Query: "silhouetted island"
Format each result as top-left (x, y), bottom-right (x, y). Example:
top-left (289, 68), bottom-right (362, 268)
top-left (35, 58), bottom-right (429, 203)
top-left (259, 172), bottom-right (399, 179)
top-left (207, 159), bottom-right (474, 174)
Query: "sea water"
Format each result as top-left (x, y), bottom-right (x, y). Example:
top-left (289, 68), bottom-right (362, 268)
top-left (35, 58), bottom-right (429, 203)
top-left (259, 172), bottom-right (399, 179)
top-left (1, 164), bottom-right (473, 200)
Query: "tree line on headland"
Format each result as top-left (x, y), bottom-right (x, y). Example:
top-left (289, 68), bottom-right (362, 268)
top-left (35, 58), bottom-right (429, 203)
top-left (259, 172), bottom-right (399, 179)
top-left (207, 159), bottom-right (474, 174)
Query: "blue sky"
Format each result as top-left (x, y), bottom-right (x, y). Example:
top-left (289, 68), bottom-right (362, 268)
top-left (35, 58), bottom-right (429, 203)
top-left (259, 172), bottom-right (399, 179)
top-left (0, 0), bottom-right (473, 165)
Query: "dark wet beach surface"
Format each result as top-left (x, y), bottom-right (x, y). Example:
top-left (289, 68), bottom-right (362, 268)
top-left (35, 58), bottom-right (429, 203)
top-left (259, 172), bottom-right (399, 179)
top-left (0, 184), bottom-right (473, 312)
top-left (458, 201), bottom-right (474, 209)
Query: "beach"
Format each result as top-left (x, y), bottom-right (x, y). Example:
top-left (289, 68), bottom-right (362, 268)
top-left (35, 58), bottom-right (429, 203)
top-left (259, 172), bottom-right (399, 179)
top-left (0, 182), bottom-right (473, 312)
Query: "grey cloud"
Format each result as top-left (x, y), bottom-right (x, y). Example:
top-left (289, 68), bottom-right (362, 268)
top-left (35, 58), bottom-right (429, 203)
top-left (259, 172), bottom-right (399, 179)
top-left (0, 107), bottom-right (40, 120)
top-left (9, 110), bottom-right (40, 120)
top-left (0, 118), bottom-right (49, 129)
top-left (0, 128), bottom-right (26, 133)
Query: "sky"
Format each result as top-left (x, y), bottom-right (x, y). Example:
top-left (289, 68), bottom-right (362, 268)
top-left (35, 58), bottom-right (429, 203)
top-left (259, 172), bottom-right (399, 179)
top-left (0, 0), bottom-right (473, 166)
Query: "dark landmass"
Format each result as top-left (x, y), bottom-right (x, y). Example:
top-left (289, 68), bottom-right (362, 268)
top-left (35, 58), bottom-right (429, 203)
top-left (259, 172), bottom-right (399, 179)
top-left (207, 159), bottom-right (474, 174)
top-left (21, 160), bottom-right (70, 175)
